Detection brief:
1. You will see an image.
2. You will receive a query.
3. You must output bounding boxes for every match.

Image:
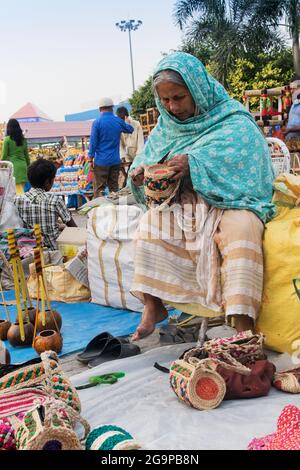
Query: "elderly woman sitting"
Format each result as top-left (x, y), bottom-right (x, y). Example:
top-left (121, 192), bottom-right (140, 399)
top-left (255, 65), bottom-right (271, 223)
top-left (129, 52), bottom-right (275, 341)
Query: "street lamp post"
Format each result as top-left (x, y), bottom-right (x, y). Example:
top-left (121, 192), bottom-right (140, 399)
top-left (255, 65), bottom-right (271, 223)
top-left (116, 19), bottom-right (143, 93)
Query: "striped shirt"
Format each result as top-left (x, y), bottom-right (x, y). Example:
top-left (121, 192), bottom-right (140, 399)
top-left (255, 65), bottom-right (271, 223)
top-left (14, 188), bottom-right (71, 250)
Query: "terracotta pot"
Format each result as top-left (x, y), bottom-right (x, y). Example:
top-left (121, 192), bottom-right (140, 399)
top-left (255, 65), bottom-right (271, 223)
top-left (22, 308), bottom-right (36, 325)
top-left (0, 320), bottom-right (11, 341)
top-left (33, 330), bottom-right (63, 355)
top-left (7, 322), bottom-right (34, 347)
top-left (37, 310), bottom-right (62, 333)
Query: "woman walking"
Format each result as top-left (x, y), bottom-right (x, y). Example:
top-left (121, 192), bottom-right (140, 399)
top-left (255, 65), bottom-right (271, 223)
top-left (1, 119), bottom-right (30, 194)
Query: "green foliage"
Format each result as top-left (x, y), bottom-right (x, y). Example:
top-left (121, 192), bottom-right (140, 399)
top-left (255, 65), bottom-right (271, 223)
top-left (129, 78), bottom-right (156, 118)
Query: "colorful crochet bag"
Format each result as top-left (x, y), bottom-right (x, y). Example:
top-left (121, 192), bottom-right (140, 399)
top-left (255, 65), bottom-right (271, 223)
top-left (13, 399), bottom-right (90, 451)
top-left (248, 405), bottom-right (300, 450)
top-left (0, 351), bottom-right (81, 414)
top-left (169, 357), bottom-right (227, 410)
top-left (144, 163), bottom-right (181, 208)
top-left (273, 366), bottom-right (300, 394)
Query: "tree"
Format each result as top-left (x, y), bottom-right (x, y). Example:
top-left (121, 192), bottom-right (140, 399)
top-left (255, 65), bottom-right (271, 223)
top-left (129, 77), bottom-right (156, 118)
top-left (173, 0), bottom-right (284, 86)
top-left (253, 0), bottom-right (300, 76)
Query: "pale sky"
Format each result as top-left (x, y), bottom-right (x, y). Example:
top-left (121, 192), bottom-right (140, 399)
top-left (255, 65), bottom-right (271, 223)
top-left (0, 0), bottom-right (183, 121)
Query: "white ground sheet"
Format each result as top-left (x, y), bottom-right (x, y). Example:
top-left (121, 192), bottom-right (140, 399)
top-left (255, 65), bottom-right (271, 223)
top-left (71, 344), bottom-right (300, 450)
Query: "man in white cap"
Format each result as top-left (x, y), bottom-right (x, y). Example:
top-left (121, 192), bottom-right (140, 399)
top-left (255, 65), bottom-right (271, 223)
top-left (88, 97), bottom-right (134, 197)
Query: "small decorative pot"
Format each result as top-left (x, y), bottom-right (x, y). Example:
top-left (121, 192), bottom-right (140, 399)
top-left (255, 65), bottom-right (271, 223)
top-left (33, 330), bottom-right (63, 355)
top-left (7, 322), bottom-right (34, 347)
top-left (22, 308), bottom-right (36, 325)
top-left (37, 310), bottom-right (62, 333)
top-left (0, 320), bottom-right (11, 341)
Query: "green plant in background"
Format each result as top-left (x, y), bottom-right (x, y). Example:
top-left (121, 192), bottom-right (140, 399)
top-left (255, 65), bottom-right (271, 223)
top-left (129, 77), bottom-right (156, 119)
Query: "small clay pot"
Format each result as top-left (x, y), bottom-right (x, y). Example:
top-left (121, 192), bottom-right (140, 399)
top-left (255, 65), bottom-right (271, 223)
top-left (7, 321), bottom-right (34, 347)
top-left (22, 308), bottom-right (36, 325)
top-left (34, 330), bottom-right (63, 355)
top-left (37, 310), bottom-right (62, 333)
top-left (0, 320), bottom-right (11, 341)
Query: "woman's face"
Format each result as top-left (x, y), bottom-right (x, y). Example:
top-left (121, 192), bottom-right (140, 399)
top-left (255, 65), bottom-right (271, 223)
top-left (156, 82), bottom-right (196, 121)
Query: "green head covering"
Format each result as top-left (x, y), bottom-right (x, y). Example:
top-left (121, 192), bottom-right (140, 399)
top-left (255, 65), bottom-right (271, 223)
top-left (130, 52), bottom-right (275, 222)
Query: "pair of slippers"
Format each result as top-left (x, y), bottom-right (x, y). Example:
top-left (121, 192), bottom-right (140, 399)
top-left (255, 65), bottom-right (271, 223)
top-left (77, 332), bottom-right (141, 368)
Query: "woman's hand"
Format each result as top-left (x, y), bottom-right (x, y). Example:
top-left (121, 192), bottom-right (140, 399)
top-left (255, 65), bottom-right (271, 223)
top-left (130, 166), bottom-right (145, 187)
top-left (167, 154), bottom-right (190, 180)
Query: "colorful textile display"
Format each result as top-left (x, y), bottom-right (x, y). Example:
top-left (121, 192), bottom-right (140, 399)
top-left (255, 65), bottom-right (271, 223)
top-left (86, 425), bottom-right (141, 451)
top-left (248, 405), bottom-right (300, 450)
top-left (144, 163), bottom-right (181, 208)
top-left (273, 367), bottom-right (300, 394)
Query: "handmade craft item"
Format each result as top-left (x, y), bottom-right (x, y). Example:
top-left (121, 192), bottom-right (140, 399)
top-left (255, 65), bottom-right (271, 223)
top-left (33, 330), bottom-right (63, 355)
top-left (32, 249), bottom-right (62, 354)
top-left (7, 230), bottom-right (26, 344)
top-left (7, 321), bottom-right (34, 348)
top-left (37, 310), bottom-right (62, 333)
top-left (184, 330), bottom-right (265, 366)
top-left (248, 405), bottom-right (300, 450)
top-left (273, 366), bottom-right (300, 394)
top-left (14, 399), bottom-right (90, 451)
top-left (7, 229), bottom-right (33, 324)
top-left (85, 425), bottom-right (141, 451)
top-left (0, 417), bottom-right (16, 450)
top-left (144, 163), bottom-right (181, 208)
top-left (0, 351), bottom-right (81, 414)
top-left (169, 357), bottom-right (226, 411)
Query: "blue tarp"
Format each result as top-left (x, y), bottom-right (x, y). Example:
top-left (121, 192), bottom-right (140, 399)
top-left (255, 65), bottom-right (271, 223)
top-left (1, 291), bottom-right (176, 363)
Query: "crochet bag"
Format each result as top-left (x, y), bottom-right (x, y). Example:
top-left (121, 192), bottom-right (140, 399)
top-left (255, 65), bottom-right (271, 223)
top-left (169, 357), bottom-right (227, 411)
top-left (144, 163), bottom-right (181, 208)
top-left (14, 399), bottom-right (90, 451)
top-left (183, 331), bottom-right (265, 366)
top-left (0, 352), bottom-right (81, 414)
top-left (273, 366), bottom-right (300, 394)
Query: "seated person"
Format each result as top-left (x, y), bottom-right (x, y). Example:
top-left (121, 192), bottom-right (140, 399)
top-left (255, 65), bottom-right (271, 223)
top-left (129, 52), bottom-right (275, 341)
top-left (14, 159), bottom-right (77, 250)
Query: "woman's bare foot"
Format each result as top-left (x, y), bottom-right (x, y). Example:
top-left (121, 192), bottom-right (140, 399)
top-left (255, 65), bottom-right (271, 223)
top-left (132, 296), bottom-right (168, 341)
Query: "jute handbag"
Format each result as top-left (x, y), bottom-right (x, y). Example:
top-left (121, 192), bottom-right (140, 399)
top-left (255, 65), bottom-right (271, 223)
top-left (144, 163), bottom-right (181, 208)
top-left (169, 357), bottom-right (226, 410)
top-left (273, 367), bottom-right (300, 394)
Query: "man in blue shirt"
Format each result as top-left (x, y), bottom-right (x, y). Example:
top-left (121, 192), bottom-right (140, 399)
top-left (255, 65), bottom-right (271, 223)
top-left (89, 97), bottom-right (134, 196)
top-left (283, 79), bottom-right (300, 139)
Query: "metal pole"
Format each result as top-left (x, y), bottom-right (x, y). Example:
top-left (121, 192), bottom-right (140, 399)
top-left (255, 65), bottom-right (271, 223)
top-left (128, 27), bottom-right (135, 93)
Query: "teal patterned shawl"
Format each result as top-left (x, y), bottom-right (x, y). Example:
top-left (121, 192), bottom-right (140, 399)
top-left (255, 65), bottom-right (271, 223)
top-left (129, 52), bottom-right (275, 223)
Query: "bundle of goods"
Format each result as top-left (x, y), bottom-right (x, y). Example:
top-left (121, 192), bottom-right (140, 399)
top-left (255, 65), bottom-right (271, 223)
top-left (0, 351), bottom-right (90, 450)
top-left (87, 204), bottom-right (144, 312)
top-left (257, 173), bottom-right (300, 353)
top-left (169, 331), bottom-right (275, 411)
